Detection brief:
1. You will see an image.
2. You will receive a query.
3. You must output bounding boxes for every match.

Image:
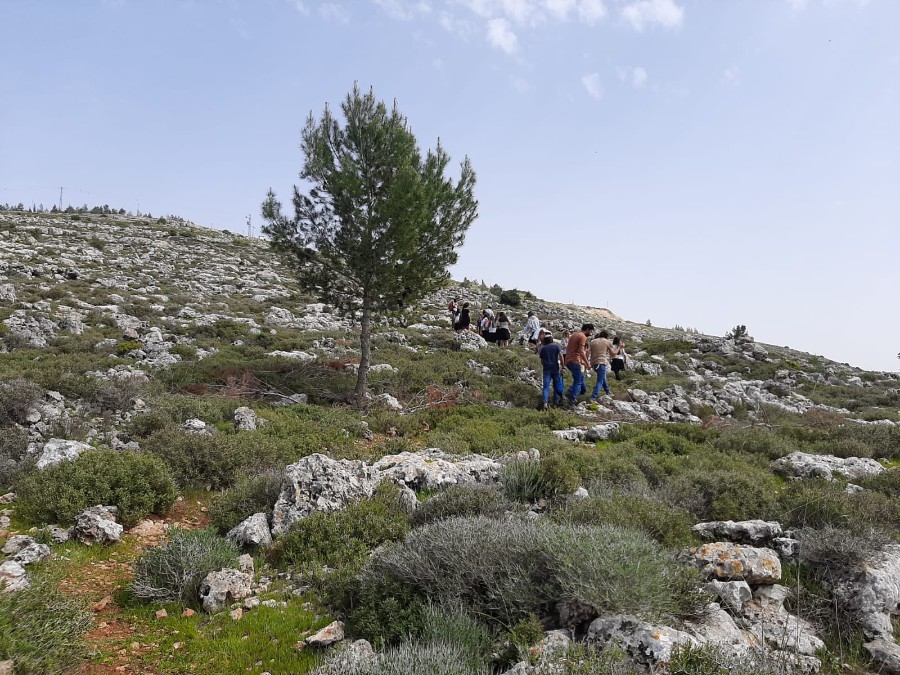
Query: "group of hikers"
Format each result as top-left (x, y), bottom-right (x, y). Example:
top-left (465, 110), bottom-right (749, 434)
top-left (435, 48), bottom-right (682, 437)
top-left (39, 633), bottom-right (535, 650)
top-left (448, 299), bottom-right (627, 410)
top-left (537, 323), bottom-right (627, 410)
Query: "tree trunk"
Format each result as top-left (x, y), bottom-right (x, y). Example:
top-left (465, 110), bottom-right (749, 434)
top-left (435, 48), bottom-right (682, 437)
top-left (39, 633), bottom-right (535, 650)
top-left (354, 297), bottom-right (372, 406)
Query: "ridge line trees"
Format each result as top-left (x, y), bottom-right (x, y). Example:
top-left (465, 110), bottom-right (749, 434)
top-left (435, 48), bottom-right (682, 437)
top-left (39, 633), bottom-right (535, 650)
top-left (262, 84), bottom-right (478, 404)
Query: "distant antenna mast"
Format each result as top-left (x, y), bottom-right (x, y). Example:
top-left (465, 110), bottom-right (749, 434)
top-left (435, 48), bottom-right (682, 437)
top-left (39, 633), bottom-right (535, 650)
top-left (246, 214), bottom-right (252, 238)
top-left (59, 187), bottom-right (63, 210)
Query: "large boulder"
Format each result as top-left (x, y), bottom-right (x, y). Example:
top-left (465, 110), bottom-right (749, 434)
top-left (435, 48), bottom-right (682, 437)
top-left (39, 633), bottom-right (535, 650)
top-left (455, 331), bottom-right (489, 351)
top-left (73, 505), bottom-right (123, 545)
top-left (740, 585), bottom-right (825, 656)
top-left (692, 520), bottom-right (783, 546)
top-left (199, 568), bottom-right (252, 614)
top-left (233, 406), bottom-right (258, 431)
top-left (372, 448), bottom-right (502, 490)
top-left (36, 438), bottom-right (91, 470)
top-left (271, 454), bottom-right (380, 535)
top-left (0, 560), bottom-right (29, 593)
top-left (587, 614), bottom-right (698, 666)
top-left (771, 451), bottom-right (884, 481)
top-left (305, 620), bottom-right (345, 647)
top-left (226, 513), bottom-right (273, 549)
top-left (865, 638), bottom-right (900, 675)
top-left (827, 544), bottom-right (900, 639)
top-left (683, 542), bottom-right (781, 584)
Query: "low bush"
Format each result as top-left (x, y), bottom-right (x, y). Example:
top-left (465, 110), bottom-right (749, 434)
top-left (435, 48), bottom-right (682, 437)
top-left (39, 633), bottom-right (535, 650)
top-left (711, 428), bottom-right (797, 460)
top-left (345, 516), bottom-right (702, 636)
top-left (80, 376), bottom-right (147, 414)
top-left (208, 471), bottom-right (282, 533)
top-left (0, 578), bottom-right (91, 675)
top-left (550, 494), bottom-right (698, 549)
top-left (313, 641), bottom-right (490, 675)
top-left (797, 525), bottom-right (892, 568)
top-left (856, 467), bottom-right (900, 498)
top-left (0, 378), bottom-right (42, 426)
top-left (142, 429), bottom-right (293, 490)
top-left (501, 458), bottom-right (578, 503)
top-left (778, 479), bottom-right (900, 533)
top-left (417, 602), bottom-right (493, 671)
top-left (16, 450), bottom-right (177, 527)
top-left (131, 528), bottom-right (239, 605)
top-left (413, 484), bottom-right (515, 526)
top-left (669, 643), bottom-right (808, 675)
top-left (666, 465), bottom-right (780, 521)
top-left (629, 429), bottom-right (699, 456)
top-left (275, 482), bottom-right (410, 571)
top-left (0, 426), bottom-right (31, 491)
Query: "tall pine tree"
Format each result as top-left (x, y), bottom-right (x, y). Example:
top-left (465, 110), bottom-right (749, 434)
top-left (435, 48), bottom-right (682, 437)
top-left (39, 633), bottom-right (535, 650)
top-left (262, 85), bottom-right (478, 403)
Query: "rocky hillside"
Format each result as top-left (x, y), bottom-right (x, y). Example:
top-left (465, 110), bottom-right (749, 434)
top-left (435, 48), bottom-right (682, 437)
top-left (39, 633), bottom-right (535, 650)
top-left (1, 210), bottom-right (900, 675)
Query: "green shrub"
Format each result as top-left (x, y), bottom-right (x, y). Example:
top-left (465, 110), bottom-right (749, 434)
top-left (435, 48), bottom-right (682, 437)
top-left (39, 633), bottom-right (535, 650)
top-left (797, 525), bottom-right (892, 568)
top-left (275, 481), bottom-right (410, 571)
top-left (131, 528), bottom-right (239, 605)
top-left (778, 479), bottom-right (900, 532)
top-left (80, 375), bottom-right (146, 413)
top-left (0, 578), bottom-right (91, 675)
top-left (116, 339), bottom-right (143, 356)
top-left (0, 426), bottom-right (32, 491)
top-left (629, 429), bottom-right (699, 456)
top-left (417, 602), bottom-right (492, 671)
top-left (667, 465), bottom-right (779, 521)
top-left (857, 467), bottom-right (900, 498)
top-left (497, 614), bottom-right (545, 666)
top-left (499, 289), bottom-right (521, 307)
top-left (501, 458), bottom-right (578, 503)
top-left (711, 428), bottom-right (797, 460)
top-left (669, 643), bottom-right (807, 675)
top-left (169, 344), bottom-right (198, 360)
top-left (314, 641), bottom-right (490, 675)
top-left (142, 429), bottom-right (293, 490)
top-left (348, 516), bottom-right (702, 633)
top-left (16, 450), bottom-right (177, 527)
top-left (0, 378), bottom-right (42, 426)
top-left (413, 484), bottom-right (515, 526)
top-left (208, 471), bottom-right (282, 533)
top-left (550, 495), bottom-right (698, 548)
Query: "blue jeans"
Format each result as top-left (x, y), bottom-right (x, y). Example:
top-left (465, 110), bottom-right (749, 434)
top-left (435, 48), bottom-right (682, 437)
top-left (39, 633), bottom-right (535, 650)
top-left (542, 369), bottom-right (563, 404)
top-left (566, 362), bottom-right (585, 402)
top-left (591, 363), bottom-right (611, 399)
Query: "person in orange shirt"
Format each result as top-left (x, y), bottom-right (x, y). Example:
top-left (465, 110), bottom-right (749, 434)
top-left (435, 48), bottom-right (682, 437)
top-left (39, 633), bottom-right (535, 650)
top-left (563, 323), bottom-right (594, 404)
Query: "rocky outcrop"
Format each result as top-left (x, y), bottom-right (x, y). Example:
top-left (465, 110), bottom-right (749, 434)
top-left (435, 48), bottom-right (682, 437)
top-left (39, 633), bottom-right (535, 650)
top-left (36, 438), bottom-right (91, 469)
top-left (684, 542), bottom-right (781, 584)
top-left (73, 505), bottom-right (123, 545)
top-left (772, 451), bottom-right (884, 481)
top-left (226, 513), bottom-right (273, 549)
top-left (692, 520), bottom-right (783, 546)
top-left (199, 568), bottom-right (252, 613)
top-left (587, 614), bottom-right (697, 666)
top-left (372, 448), bottom-right (502, 490)
top-left (271, 454), bottom-right (380, 535)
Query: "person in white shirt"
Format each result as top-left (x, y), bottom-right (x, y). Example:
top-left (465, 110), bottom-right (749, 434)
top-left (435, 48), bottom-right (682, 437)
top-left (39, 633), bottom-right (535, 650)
top-left (524, 311), bottom-right (541, 350)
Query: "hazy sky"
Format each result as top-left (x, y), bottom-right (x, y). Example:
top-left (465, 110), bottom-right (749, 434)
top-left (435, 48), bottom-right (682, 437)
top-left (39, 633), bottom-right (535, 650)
top-left (2, 0), bottom-right (898, 372)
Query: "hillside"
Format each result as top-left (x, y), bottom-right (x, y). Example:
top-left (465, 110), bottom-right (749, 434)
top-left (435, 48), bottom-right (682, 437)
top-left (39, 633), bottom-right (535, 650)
top-left (1, 210), bottom-right (900, 675)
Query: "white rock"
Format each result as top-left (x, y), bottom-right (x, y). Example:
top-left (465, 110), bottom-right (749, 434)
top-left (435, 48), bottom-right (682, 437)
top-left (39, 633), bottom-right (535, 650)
top-left (36, 438), bottom-right (91, 470)
top-left (772, 451), bottom-right (884, 481)
top-left (199, 568), bottom-right (253, 614)
top-left (226, 513), bottom-right (273, 549)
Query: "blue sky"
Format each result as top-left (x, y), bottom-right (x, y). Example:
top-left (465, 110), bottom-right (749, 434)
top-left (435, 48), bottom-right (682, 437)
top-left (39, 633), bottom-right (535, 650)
top-left (2, 0), bottom-right (898, 372)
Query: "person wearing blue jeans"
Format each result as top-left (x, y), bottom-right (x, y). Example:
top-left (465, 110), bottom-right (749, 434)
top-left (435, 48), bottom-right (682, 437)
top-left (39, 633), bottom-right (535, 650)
top-left (589, 330), bottom-right (613, 401)
top-left (563, 323), bottom-right (594, 404)
top-left (538, 335), bottom-right (564, 409)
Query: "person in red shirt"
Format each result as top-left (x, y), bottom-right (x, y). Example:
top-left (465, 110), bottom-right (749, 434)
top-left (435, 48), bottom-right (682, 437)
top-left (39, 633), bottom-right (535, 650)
top-left (564, 323), bottom-right (594, 404)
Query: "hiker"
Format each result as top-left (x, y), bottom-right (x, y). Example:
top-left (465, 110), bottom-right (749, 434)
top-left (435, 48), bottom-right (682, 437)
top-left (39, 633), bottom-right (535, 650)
top-left (589, 329), bottom-right (613, 401)
top-left (564, 323), bottom-right (593, 404)
top-left (610, 336), bottom-right (627, 380)
top-left (524, 311), bottom-right (540, 349)
top-left (538, 334), bottom-right (564, 410)
top-left (455, 302), bottom-right (471, 332)
top-left (448, 298), bottom-right (459, 327)
top-left (487, 310), bottom-right (498, 343)
top-left (496, 312), bottom-right (511, 347)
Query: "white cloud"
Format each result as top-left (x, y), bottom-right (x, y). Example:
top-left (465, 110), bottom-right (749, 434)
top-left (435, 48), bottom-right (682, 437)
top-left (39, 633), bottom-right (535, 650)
top-left (785, 0), bottom-right (809, 8)
top-left (581, 72), bottom-right (603, 99)
top-left (319, 2), bottom-right (350, 22)
top-left (621, 0), bottom-right (683, 31)
top-left (631, 66), bottom-right (647, 87)
top-left (512, 76), bottom-right (533, 92)
top-left (487, 17), bottom-right (518, 53)
top-left (544, 0), bottom-right (577, 20)
top-left (292, 0), bottom-right (310, 13)
top-left (374, 0), bottom-right (432, 20)
top-left (721, 66), bottom-right (740, 84)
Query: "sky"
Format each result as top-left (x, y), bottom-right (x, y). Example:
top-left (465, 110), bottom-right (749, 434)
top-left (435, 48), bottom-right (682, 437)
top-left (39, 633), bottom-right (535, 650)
top-left (1, 0), bottom-right (898, 372)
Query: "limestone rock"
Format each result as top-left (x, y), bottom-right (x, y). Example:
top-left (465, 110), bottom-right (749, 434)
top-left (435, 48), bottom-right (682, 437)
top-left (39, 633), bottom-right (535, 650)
top-left (772, 451), bottom-right (883, 481)
top-left (587, 614), bottom-right (698, 666)
top-left (741, 585), bottom-right (825, 656)
top-left (2, 534), bottom-right (34, 555)
top-left (705, 580), bottom-right (752, 613)
top-left (199, 568), bottom-right (253, 614)
top-left (372, 448), bottom-right (502, 491)
top-left (692, 520), bottom-right (783, 546)
top-left (36, 438), bottom-right (91, 470)
top-left (684, 542), bottom-right (781, 584)
top-left (73, 505), bottom-right (123, 545)
top-left (865, 638), bottom-right (900, 674)
top-left (305, 620), bottom-right (345, 647)
top-left (455, 330), bottom-right (489, 351)
top-left (11, 542), bottom-right (51, 566)
top-left (233, 406), bottom-right (257, 431)
top-left (827, 544), bottom-right (900, 639)
top-left (226, 513), bottom-right (273, 549)
top-left (271, 453), bottom-right (380, 535)
top-left (181, 418), bottom-right (210, 435)
top-left (0, 560), bottom-right (29, 592)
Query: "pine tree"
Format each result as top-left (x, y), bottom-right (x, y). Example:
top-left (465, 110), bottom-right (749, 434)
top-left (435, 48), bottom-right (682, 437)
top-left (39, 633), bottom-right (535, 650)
top-left (262, 84), bottom-right (478, 403)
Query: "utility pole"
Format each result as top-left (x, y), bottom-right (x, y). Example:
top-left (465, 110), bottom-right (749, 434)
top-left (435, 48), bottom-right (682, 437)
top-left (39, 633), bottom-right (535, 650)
top-left (59, 187), bottom-right (63, 210)
top-left (246, 214), bottom-right (252, 238)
